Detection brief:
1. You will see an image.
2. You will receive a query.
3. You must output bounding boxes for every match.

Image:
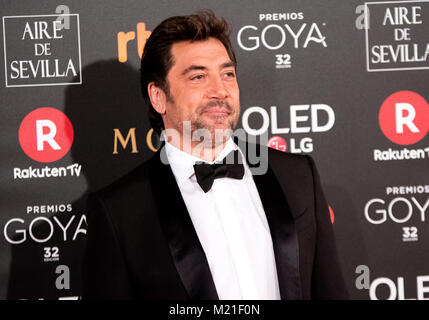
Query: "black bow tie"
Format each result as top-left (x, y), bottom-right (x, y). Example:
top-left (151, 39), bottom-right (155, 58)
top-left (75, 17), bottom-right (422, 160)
top-left (193, 150), bottom-right (245, 193)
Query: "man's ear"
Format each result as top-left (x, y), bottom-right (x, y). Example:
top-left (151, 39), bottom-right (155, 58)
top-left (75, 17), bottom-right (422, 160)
top-left (147, 82), bottom-right (167, 115)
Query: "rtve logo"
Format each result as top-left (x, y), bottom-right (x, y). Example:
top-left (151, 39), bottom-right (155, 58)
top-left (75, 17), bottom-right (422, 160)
top-left (379, 91), bottom-right (429, 145)
top-left (117, 22), bottom-right (152, 63)
top-left (18, 107), bottom-right (74, 163)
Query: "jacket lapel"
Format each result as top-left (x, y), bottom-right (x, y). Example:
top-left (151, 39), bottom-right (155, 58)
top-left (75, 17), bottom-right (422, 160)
top-left (239, 140), bottom-right (302, 300)
top-left (148, 147), bottom-right (218, 300)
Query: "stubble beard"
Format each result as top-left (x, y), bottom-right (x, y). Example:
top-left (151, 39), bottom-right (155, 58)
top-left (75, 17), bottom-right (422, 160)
top-left (191, 100), bottom-right (238, 148)
top-left (167, 95), bottom-right (238, 149)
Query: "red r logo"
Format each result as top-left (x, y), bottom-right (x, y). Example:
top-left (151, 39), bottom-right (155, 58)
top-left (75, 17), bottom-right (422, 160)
top-left (19, 107), bottom-right (74, 163)
top-left (379, 91), bottom-right (429, 145)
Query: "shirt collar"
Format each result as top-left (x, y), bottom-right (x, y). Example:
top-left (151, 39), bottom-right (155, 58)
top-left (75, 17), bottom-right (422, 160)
top-left (164, 137), bottom-right (242, 187)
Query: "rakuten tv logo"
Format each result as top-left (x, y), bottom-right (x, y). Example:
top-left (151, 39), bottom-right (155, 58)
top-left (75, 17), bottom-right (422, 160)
top-left (18, 107), bottom-right (74, 163)
top-left (374, 91), bottom-right (429, 161)
top-left (379, 91), bottom-right (429, 145)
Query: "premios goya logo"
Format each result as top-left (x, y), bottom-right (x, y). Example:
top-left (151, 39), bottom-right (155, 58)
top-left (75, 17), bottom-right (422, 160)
top-left (2, 13), bottom-right (82, 87)
top-left (236, 12), bottom-right (327, 69)
top-left (374, 91), bottom-right (429, 161)
top-left (15, 107), bottom-right (82, 180)
top-left (3, 201), bottom-right (87, 294)
top-left (3, 203), bottom-right (87, 247)
top-left (2, 203), bottom-right (86, 299)
top-left (364, 1), bottom-right (429, 72)
top-left (364, 184), bottom-right (429, 242)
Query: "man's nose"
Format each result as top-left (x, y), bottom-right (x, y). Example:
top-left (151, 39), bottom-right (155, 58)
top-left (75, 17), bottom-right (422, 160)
top-left (207, 76), bottom-right (228, 99)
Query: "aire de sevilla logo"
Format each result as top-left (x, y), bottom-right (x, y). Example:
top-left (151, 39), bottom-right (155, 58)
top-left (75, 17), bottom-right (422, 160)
top-left (379, 91), bottom-right (429, 145)
top-left (18, 107), bottom-right (74, 163)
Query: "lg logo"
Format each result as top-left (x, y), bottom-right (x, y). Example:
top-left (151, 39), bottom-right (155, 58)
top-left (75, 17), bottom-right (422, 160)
top-left (379, 91), bottom-right (429, 145)
top-left (18, 107), bottom-right (74, 162)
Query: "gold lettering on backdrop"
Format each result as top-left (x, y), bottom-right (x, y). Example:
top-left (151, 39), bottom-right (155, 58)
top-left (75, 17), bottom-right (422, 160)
top-left (112, 128), bottom-right (139, 154)
top-left (146, 128), bottom-right (158, 152)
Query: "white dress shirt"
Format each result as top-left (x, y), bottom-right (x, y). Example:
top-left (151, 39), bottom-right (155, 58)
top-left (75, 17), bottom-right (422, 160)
top-left (164, 138), bottom-right (280, 300)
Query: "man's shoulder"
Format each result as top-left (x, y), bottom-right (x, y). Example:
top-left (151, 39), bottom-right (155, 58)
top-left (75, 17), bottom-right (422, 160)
top-left (91, 153), bottom-right (158, 203)
top-left (267, 145), bottom-right (310, 165)
top-left (234, 137), bottom-right (314, 180)
top-left (239, 138), bottom-right (312, 173)
top-left (266, 147), bottom-right (314, 184)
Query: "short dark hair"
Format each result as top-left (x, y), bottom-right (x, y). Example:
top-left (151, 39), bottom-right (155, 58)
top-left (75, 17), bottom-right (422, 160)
top-left (140, 10), bottom-right (237, 135)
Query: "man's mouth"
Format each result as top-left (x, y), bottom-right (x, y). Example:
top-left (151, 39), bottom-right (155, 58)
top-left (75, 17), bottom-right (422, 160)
top-left (202, 107), bottom-right (231, 115)
top-left (200, 100), bottom-right (233, 116)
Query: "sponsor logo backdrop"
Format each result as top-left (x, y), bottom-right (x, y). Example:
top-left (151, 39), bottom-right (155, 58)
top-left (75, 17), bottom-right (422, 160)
top-left (0, 0), bottom-right (428, 299)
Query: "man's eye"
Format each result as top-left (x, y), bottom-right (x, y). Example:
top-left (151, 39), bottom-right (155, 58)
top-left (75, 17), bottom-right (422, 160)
top-left (224, 72), bottom-right (236, 78)
top-left (191, 74), bottom-right (204, 81)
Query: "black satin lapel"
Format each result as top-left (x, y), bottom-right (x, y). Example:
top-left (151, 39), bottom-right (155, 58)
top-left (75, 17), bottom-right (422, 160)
top-left (148, 149), bottom-right (218, 300)
top-left (253, 165), bottom-right (302, 300)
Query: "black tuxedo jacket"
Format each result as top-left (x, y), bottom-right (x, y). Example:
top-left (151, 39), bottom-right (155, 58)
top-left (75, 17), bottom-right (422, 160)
top-left (82, 143), bottom-right (348, 300)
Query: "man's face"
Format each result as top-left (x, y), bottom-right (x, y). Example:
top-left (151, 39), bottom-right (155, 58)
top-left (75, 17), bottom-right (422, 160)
top-left (161, 37), bottom-right (240, 145)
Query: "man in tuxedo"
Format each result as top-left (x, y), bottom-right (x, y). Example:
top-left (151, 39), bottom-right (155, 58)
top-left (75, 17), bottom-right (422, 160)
top-left (82, 11), bottom-right (348, 300)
